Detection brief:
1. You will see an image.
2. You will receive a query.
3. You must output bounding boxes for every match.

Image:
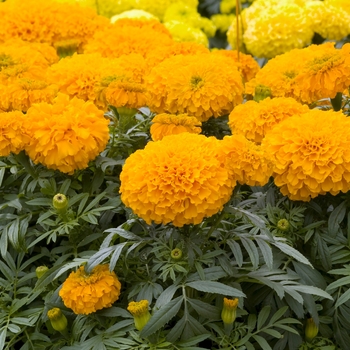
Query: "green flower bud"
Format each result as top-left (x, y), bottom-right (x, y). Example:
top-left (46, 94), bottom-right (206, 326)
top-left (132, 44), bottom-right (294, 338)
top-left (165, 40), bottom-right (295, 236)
top-left (277, 219), bottom-right (290, 231)
top-left (47, 308), bottom-right (68, 332)
top-left (254, 84), bottom-right (271, 102)
top-left (53, 194), bottom-right (68, 210)
top-left (127, 300), bottom-right (151, 331)
top-left (305, 317), bottom-right (318, 342)
top-left (36, 266), bottom-right (48, 279)
top-left (171, 248), bottom-right (183, 260)
top-left (221, 297), bottom-right (239, 324)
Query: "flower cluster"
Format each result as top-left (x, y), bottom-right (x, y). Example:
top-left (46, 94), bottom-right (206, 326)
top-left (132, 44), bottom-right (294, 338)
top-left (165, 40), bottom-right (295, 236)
top-left (59, 265), bottom-right (122, 315)
top-left (120, 133), bottom-right (234, 227)
top-left (262, 109), bottom-right (350, 201)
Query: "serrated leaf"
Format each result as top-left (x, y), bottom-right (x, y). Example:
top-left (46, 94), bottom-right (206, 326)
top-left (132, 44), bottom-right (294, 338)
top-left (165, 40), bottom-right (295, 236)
top-left (155, 284), bottom-right (179, 310)
top-left (187, 298), bottom-right (221, 319)
top-left (287, 285), bottom-right (332, 300)
top-left (85, 246), bottom-right (115, 273)
top-left (328, 200), bottom-right (346, 237)
top-left (227, 240), bottom-right (243, 267)
top-left (335, 288), bottom-right (350, 308)
top-left (240, 237), bottom-right (259, 270)
top-left (109, 242), bottom-right (128, 271)
top-left (0, 327), bottom-right (6, 350)
top-left (326, 276), bottom-right (350, 292)
top-left (140, 296), bottom-right (183, 338)
top-left (257, 306), bottom-right (271, 330)
top-left (186, 281), bottom-right (245, 297)
top-left (252, 334), bottom-right (272, 350)
top-left (272, 241), bottom-right (312, 267)
top-left (255, 238), bottom-right (273, 270)
top-left (104, 227), bottom-right (142, 241)
top-left (268, 306), bottom-right (288, 325)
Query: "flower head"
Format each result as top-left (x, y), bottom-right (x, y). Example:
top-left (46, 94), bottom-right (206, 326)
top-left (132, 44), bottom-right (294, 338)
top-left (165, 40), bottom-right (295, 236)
top-left (146, 53), bottom-right (244, 122)
top-left (228, 98), bottom-right (309, 144)
top-left (53, 194), bottom-right (68, 210)
top-left (24, 94), bottom-right (110, 174)
top-left (221, 298), bottom-right (239, 324)
top-left (127, 300), bottom-right (151, 331)
top-left (47, 308), bottom-right (68, 332)
top-left (220, 135), bottom-right (273, 187)
top-left (305, 318), bottom-right (318, 342)
top-left (59, 265), bottom-right (122, 315)
top-left (120, 133), bottom-right (234, 227)
top-left (262, 109), bottom-right (350, 201)
top-left (150, 113), bottom-right (202, 141)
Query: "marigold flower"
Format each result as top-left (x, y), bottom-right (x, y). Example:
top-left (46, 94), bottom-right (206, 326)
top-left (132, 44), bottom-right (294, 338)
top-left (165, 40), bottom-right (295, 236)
top-left (228, 98), bottom-right (309, 144)
top-left (24, 94), bottom-right (110, 174)
top-left (262, 109), bottom-right (350, 201)
top-left (53, 194), bottom-right (68, 210)
top-left (305, 318), bottom-right (318, 342)
top-left (150, 113), bottom-right (202, 141)
top-left (59, 265), bottom-right (122, 315)
top-left (146, 53), bottom-right (244, 122)
top-left (171, 248), bottom-right (183, 260)
top-left (120, 133), bottom-right (234, 227)
top-left (220, 135), bottom-right (273, 187)
top-left (111, 9), bottom-right (158, 23)
top-left (293, 42), bottom-right (350, 104)
top-left (243, 2), bottom-right (313, 58)
top-left (277, 219), bottom-right (290, 231)
top-left (211, 14), bottom-right (236, 34)
top-left (212, 50), bottom-right (260, 83)
top-left (47, 308), bottom-right (68, 332)
top-left (0, 110), bottom-right (28, 156)
top-left (127, 300), bottom-right (151, 331)
top-left (221, 298), bottom-right (239, 324)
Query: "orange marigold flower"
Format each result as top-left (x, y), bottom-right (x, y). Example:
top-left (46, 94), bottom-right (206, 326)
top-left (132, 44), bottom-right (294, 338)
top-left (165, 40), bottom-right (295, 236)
top-left (150, 113), bottom-right (202, 141)
top-left (0, 110), bottom-right (28, 156)
top-left (220, 135), bottom-right (273, 187)
top-left (262, 109), bottom-right (350, 201)
top-left (228, 98), bottom-right (309, 144)
top-left (293, 42), bottom-right (350, 104)
top-left (146, 53), bottom-right (244, 122)
top-left (120, 133), bottom-right (234, 227)
top-left (212, 50), bottom-right (260, 83)
top-left (24, 94), bottom-right (110, 174)
top-left (59, 265), bottom-right (121, 315)
top-left (84, 19), bottom-right (173, 59)
top-left (0, 78), bottom-right (58, 112)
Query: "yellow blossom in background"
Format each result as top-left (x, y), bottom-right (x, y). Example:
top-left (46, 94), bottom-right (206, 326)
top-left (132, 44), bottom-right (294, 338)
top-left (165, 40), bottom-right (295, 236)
top-left (120, 133), bottom-right (234, 227)
top-left (24, 94), bottom-right (110, 174)
top-left (293, 42), bottom-right (350, 104)
top-left (85, 19), bottom-right (173, 59)
top-left (0, 110), bottom-right (28, 156)
top-left (150, 113), bottom-right (202, 141)
top-left (243, 3), bottom-right (313, 58)
top-left (212, 50), bottom-right (260, 83)
top-left (305, 1), bottom-right (350, 41)
top-left (220, 135), bottom-right (273, 187)
top-left (262, 109), bottom-right (350, 201)
top-left (211, 14), bottom-right (236, 34)
top-left (127, 300), bottom-right (151, 331)
top-left (111, 9), bottom-right (158, 23)
top-left (164, 21), bottom-right (208, 47)
top-left (228, 98), bottom-right (309, 143)
top-left (146, 53), bottom-right (244, 122)
top-left (59, 265), bottom-right (121, 315)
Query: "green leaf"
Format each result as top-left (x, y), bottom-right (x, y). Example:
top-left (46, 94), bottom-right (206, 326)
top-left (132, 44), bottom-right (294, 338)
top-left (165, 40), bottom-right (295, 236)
top-left (109, 242), bottom-right (128, 271)
top-left (85, 246), bottom-right (115, 273)
top-left (252, 334), bottom-right (272, 350)
top-left (335, 288), bottom-right (350, 308)
top-left (0, 167), bottom-right (5, 188)
top-left (255, 237), bottom-right (273, 270)
top-left (26, 198), bottom-right (52, 206)
top-left (272, 241), bottom-right (312, 267)
top-left (327, 276), bottom-right (350, 292)
top-left (227, 240), bottom-right (243, 267)
top-left (240, 237), bottom-right (259, 269)
top-left (268, 306), bottom-right (288, 325)
top-left (177, 334), bottom-right (211, 347)
top-left (140, 296), bottom-right (183, 338)
top-left (186, 281), bottom-right (245, 298)
top-left (187, 298), bottom-right (221, 319)
top-left (155, 284), bottom-right (179, 310)
top-left (77, 193), bottom-right (90, 216)
top-left (328, 200), bottom-right (346, 237)
top-left (287, 285), bottom-right (332, 300)
top-left (257, 306), bottom-right (271, 330)
top-left (0, 327), bottom-right (6, 350)
top-left (166, 316), bottom-right (186, 343)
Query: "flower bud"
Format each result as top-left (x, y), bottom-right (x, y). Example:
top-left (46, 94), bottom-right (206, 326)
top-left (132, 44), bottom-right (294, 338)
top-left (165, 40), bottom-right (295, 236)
top-left (127, 300), bottom-right (151, 331)
top-left (53, 194), bottom-right (68, 210)
top-left (47, 308), bottom-right (68, 332)
top-left (221, 297), bottom-right (239, 324)
top-left (305, 317), bottom-right (318, 342)
top-left (36, 266), bottom-right (48, 279)
top-left (254, 84), bottom-right (271, 102)
top-left (171, 248), bottom-right (183, 260)
top-left (277, 219), bottom-right (290, 231)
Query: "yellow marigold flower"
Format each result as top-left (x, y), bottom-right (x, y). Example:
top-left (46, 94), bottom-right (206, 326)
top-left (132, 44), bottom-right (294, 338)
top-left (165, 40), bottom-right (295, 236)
top-left (47, 308), bottom-right (68, 332)
top-left (127, 300), bottom-right (151, 331)
top-left (245, 48), bottom-right (310, 99)
top-left (293, 42), bottom-right (350, 104)
top-left (228, 98), bottom-right (309, 144)
top-left (164, 21), bottom-right (208, 47)
top-left (85, 19), bottom-right (173, 59)
top-left (262, 109), bottom-right (350, 201)
top-left (220, 135), bottom-right (273, 187)
top-left (326, 0), bottom-right (350, 14)
top-left (221, 298), bottom-right (239, 324)
top-left (0, 110), bottom-right (28, 156)
top-left (146, 53), bottom-right (244, 122)
top-left (220, 0), bottom-right (236, 14)
top-left (212, 50), bottom-right (260, 83)
top-left (59, 265), bottom-right (121, 315)
top-left (0, 78), bottom-right (58, 112)
top-left (120, 133), bottom-right (234, 227)
top-left (243, 3), bottom-right (313, 58)
top-left (211, 14), bottom-right (236, 34)
top-left (111, 9), bottom-right (158, 23)
top-left (305, 1), bottom-right (350, 41)
top-left (150, 113), bottom-right (202, 141)
top-left (24, 94), bottom-right (110, 174)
